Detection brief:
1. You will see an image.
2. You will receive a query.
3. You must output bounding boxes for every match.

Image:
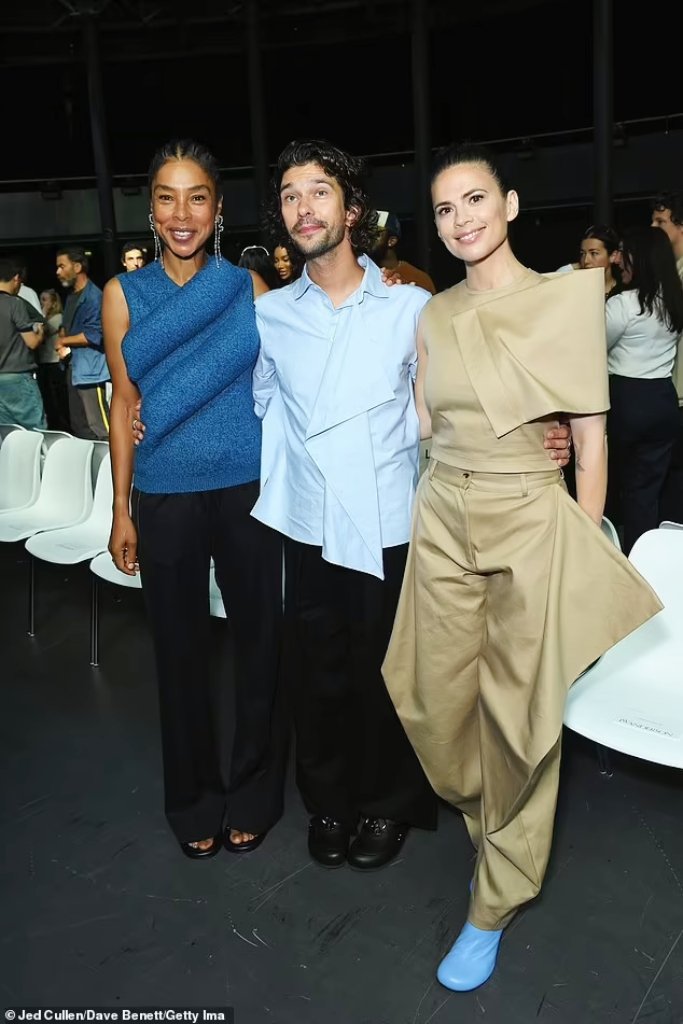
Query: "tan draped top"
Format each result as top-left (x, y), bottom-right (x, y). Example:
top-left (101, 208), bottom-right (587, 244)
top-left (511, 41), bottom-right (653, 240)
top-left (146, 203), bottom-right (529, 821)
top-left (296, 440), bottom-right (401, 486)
top-left (422, 267), bottom-right (609, 473)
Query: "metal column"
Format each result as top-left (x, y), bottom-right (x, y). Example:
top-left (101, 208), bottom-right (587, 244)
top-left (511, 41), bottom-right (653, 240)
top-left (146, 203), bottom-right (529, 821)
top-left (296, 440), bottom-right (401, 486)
top-left (246, 0), bottom-right (269, 220)
top-left (411, 0), bottom-right (432, 274)
top-left (593, 0), bottom-right (614, 225)
top-left (82, 13), bottom-right (118, 281)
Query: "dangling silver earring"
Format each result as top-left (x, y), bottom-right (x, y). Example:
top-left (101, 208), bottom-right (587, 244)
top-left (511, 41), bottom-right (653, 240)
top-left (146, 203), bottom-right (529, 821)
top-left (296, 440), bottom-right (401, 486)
top-left (214, 215), bottom-right (224, 266)
top-left (149, 212), bottom-right (163, 266)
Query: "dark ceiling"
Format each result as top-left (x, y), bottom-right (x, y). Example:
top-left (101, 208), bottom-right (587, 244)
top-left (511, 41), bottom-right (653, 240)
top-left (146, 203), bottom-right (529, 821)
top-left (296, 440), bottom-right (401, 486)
top-left (0, 0), bottom-right (680, 182)
top-left (0, 0), bottom-right (549, 65)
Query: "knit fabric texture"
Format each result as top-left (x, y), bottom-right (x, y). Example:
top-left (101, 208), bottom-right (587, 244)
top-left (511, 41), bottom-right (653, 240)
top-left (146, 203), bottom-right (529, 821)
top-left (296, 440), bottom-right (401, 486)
top-left (120, 259), bottom-right (261, 494)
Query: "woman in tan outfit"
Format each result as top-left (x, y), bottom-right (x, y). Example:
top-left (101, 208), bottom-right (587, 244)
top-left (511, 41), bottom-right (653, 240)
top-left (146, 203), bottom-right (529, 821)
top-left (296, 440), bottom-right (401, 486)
top-left (381, 143), bottom-right (663, 992)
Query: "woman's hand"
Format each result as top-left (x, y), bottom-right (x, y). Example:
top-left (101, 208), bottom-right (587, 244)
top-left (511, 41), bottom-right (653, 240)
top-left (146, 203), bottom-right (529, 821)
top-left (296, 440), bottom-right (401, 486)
top-left (380, 267), bottom-right (406, 287)
top-left (109, 513), bottom-right (139, 575)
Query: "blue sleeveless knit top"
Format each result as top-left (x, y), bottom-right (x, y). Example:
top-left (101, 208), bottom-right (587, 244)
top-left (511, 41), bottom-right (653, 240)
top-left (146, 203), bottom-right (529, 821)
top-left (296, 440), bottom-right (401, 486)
top-left (120, 259), bottom-right (261, 494)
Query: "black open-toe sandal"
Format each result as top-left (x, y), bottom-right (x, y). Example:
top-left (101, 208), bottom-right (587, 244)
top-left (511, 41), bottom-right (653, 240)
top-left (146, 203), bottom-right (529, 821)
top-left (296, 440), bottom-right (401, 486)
top-left (223, 826), bottom-right (267, 854)
top-left (180, 835), bottom-right (222, 860)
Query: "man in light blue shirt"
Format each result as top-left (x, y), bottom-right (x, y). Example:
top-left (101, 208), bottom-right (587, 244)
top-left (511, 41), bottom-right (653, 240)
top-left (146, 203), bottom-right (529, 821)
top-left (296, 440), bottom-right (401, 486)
top-left (251, 140), bottom-right (438, 870)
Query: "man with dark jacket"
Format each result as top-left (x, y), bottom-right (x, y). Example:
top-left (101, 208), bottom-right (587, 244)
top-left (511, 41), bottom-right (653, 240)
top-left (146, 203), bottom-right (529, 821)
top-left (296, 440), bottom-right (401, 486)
top-left (55, 245), bottom-right (110, 439)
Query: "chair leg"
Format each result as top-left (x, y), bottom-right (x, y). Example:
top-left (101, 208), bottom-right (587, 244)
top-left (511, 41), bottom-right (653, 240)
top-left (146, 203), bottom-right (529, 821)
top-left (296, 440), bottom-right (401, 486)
top-left (596, 743), bottom-right (613, 777)
top-left (90, 575), bottom-right (99, 666)
top-left (27, 554), bottom-right (35, 637)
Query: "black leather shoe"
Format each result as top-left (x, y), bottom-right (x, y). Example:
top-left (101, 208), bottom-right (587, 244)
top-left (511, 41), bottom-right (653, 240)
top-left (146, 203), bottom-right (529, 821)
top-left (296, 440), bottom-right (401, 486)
top-left (346, 817), bottom-right (409, 870)
top-left (180, 835), bottom-right (222, 860)
top-left (307, 816), bottom-right (351, 867)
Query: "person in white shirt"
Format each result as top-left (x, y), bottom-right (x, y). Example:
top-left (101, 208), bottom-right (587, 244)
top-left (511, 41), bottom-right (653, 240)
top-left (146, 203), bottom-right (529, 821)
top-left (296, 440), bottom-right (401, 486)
top-left (18, 264), bottom-right (42, 317)
top-left (651, 190), bottom-right (683, 523)
top-left (251, 139), bottom-right (572, 872)
top-left (605, 225), bottom-right (683, 552)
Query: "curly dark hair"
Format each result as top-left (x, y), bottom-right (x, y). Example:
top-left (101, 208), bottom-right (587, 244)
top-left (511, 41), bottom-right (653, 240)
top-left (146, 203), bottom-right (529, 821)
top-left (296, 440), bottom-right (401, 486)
top-left (262, 139), bottom-right (378, 255)
top-left (652, 190), bottom-right (683, 227)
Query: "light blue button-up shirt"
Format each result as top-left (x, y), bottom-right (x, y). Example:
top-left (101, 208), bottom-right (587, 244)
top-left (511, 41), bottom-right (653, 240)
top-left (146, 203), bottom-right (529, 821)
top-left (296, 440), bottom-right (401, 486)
top-left (251, 255), bottom-right (431, 579)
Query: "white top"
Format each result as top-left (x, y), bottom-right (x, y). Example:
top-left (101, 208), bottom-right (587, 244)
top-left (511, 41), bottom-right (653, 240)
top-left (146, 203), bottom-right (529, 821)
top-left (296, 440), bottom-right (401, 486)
top-left (18, 284), bottom-right (42, 317)
top-left (605, 289), bottom-right (678, 378)
top-left (251, 255), bottom-right (431, 578)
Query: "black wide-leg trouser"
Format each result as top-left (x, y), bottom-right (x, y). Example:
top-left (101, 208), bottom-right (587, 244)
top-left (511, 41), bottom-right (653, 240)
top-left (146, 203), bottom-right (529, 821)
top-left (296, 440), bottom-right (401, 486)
top-left (284, 539), bottom-right (437, 832)
top-left (607, 374), bottom-right (680, 554)
top-left (134, 480), bottom-right (286, 844)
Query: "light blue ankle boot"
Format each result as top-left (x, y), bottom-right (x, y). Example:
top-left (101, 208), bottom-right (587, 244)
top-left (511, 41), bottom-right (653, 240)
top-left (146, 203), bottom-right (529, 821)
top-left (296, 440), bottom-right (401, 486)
top-left (436, 921), bottom-right (503, 992)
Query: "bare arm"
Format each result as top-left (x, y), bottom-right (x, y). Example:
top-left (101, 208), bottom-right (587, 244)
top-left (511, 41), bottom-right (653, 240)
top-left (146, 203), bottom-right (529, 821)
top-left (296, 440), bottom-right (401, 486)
top-left (58, 330), bottom-right (90, 349)
top-left (248, 269), bottom-right (270, 298)
top-left (415, 326), bottom-right (432, 441)
top-left (20, 324), bottom-right (44, 350)
top-left (568, 412), bottom-right (607, 526)
top-left (102, 277), bottom-right (141, 574)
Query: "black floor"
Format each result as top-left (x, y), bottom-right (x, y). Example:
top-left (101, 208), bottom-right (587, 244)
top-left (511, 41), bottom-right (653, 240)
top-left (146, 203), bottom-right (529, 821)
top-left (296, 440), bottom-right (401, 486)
top-left (1, 543), bottom-right (682, 1024)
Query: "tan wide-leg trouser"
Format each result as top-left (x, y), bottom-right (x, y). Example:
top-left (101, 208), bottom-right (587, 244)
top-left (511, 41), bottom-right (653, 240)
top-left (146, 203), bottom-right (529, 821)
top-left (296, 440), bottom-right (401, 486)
top-left (383, 458), bottom-right (659, 930)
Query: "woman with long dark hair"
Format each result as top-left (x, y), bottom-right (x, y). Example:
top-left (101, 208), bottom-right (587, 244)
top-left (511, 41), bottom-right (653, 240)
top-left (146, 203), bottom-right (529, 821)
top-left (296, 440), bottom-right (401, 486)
top-left (238, 244), bottom-right (281, 290)
top-left (272, 241), bottom-right (301, 285)
top-left (606, 225), bottom-right (683, 551)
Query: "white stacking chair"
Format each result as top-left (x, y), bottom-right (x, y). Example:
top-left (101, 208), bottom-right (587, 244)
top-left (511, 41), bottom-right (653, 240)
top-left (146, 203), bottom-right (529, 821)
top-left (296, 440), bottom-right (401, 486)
top-left (600, 514), bottom-right (621, 549)
top-left (209, 564), bottom-right (227, 619)
top-left (0, 422), bottom-right (27, 448)
top-left (32, 427), bottom-right (72, 455)
top-left (32, 427), bottom-right (71, 449)
top-left (25, 453), bottom-right (114, 636)
top-left (31, 427), bottom-right (73, 471)
top-left (659, 520), bottom-right (683, 530)
top-left (90, 439), bottom-right (110, 492)
top-left (88, 553), bottom-right (226, 666)
top-left (0, 429), bottom-right (43, 512)
top-left (564, 528), bottom-right (683, 770)
top-left (89, 550), bottom-right (143, 666)
top-left (0, 437), bottom-right (93, 543)
top-left (0, 437), bottom-right (94, 635)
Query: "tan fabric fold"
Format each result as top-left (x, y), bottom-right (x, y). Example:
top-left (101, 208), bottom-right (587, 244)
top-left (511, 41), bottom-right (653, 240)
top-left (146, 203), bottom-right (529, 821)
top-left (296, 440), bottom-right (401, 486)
top-left (432, 267), bottom-right (609, 439)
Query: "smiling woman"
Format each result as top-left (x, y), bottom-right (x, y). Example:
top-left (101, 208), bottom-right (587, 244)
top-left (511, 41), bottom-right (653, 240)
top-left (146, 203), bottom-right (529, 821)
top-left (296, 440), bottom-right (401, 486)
top-left (381, 141), bottom-right (663, 993)
top-left (102, 138), bottom-right (286, 863)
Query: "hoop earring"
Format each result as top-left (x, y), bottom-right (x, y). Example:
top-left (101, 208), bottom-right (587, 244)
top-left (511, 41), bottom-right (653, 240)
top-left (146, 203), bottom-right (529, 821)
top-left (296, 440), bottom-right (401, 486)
top-left (148, 212), bottom-right (163, 267)
top-left (214, 215), bottom-right (224, 266)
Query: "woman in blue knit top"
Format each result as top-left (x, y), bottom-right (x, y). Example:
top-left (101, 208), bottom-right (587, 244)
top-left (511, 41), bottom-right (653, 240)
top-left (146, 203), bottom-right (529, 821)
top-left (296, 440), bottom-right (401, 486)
top-left (103, 139), bottom-right (286, 859)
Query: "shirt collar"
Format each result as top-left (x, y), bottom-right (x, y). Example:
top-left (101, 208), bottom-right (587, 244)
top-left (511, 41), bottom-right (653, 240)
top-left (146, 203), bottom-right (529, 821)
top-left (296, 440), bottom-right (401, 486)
top-left (292, 252), bottom-right (387, 303)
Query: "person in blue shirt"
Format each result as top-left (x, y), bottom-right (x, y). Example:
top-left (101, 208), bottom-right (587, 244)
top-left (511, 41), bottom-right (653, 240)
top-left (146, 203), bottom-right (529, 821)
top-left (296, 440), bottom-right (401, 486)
top-left (253, 139), bottom-right (439, 871)
top-left (55, 246), bottom-right (110, 439)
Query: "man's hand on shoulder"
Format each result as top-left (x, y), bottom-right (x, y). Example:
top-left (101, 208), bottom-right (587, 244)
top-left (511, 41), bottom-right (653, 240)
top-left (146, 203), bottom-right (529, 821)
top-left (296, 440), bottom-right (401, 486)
top-left (544, 422), bottom-right (572, 467)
